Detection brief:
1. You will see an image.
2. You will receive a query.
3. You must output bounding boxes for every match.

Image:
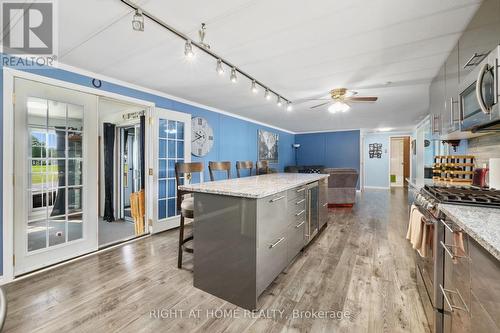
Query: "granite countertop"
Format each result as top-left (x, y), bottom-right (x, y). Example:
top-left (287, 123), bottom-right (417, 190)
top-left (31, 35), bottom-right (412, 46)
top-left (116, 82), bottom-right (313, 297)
top-left (179, 173), bottom-right (329, 199)
top-left (406, 177), bottom-right (435, 190)
top-left (439, 204), bottom-right (500, 261)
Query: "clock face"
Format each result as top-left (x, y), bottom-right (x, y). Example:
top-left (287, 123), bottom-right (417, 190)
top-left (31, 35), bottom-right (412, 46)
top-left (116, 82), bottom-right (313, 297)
top-left (191, 117), bottom-right (214, 157)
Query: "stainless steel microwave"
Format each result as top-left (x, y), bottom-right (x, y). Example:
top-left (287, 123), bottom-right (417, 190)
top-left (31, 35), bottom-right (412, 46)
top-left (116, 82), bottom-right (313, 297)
top-left (459, 45), bottom-right (500, 132)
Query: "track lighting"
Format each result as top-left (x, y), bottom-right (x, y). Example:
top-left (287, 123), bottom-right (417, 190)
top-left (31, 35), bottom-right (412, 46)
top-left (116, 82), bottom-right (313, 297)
top-left (132, 9), bottom-right (144, 31)
top-left (277, 96), bottom-right (283, 107)
top-left (216, 59), bottom-right (224, 75)
top-left (184, 40), bottom-right (194, 58)
top-left (121, 2), bottom-right (292, 109)
top-left (251, 80), bottom-right (258, 94)
top-left (286, 101), bottom-right (293, 111)
top-left (265, 89), bottom-right (271, 101)
top-left (230, 68), bottom-right (238, 83)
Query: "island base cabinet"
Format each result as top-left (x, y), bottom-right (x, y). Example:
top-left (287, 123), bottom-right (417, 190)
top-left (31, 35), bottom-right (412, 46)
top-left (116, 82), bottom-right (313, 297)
top-left (256, 237), bottom-right (288, 296)
top-left (286, 219), bottom-right (306, 263)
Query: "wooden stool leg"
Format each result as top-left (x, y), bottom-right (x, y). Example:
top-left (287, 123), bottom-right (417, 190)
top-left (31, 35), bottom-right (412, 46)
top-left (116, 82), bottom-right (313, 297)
top-left (178, 215), bottom-right (185, 268)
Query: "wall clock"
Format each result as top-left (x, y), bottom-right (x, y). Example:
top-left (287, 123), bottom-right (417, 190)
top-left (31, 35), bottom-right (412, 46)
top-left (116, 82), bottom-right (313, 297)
top-left (191, 117), bottom-right (214, 157)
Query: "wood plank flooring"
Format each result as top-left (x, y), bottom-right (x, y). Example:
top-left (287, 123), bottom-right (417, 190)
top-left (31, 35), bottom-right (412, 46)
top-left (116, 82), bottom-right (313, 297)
top-left (3, 188), bottom-right (430, 333)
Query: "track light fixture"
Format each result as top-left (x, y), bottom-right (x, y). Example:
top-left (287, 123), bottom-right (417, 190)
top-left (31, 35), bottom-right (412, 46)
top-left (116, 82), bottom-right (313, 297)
top-left (230, 68), bottom-right (238, 83)
top-left (277, 96), bottom-right (283, 107)
top-left (251, 80), bottom-right (258, 94)
top-left (265, 89), bottom-right (271, 101)
top-left (216, 59), bottom-right (224, 75)
top-left (184, 40), bottom-right (194, 58)
top-left (286, 101), bottom-right (293, 111)
top-left (132, 9), bottom-right (144, 31)
top-left (121, 0), bottom-right (292, 107)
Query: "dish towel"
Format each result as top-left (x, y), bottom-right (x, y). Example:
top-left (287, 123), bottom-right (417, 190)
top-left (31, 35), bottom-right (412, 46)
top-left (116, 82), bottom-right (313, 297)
top-left (406, 205), bottom-right (429, 257)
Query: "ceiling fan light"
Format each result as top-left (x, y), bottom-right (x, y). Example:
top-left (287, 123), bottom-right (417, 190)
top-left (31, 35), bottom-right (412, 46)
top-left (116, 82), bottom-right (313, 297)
top-left (132, 9), bottom-right (144, 31)
top-left (328, 101), bottom-right (350, 113)
top-left (230, 67), bottom-right (238, 83)
top-left (184, 40), bottom-right (194, 58)
top-left (265, 89), bottom-right (271, 100)
top-left (251, 80), bottom-right (258, 93)
top-left (216, 59), bottom-right (224, 75)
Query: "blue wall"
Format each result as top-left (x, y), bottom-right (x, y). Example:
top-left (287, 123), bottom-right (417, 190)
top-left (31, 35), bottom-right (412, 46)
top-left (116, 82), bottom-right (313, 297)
top-left (364, 132), bottom-right (412, 188)
top-left (295, 130), bottom-right (360, 173)
top-left (0, 58), bottom-right (295, 275)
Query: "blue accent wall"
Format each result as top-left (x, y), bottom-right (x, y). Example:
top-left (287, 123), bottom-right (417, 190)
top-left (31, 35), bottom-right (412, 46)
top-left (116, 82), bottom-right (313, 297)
top-left (295, 130), bottom-right (361, 175)
top-left (0, 57), bottom-right (295, 275)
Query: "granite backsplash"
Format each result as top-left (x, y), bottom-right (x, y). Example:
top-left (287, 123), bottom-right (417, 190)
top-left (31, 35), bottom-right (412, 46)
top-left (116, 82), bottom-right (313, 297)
top-left (467, 133), bottom-right (500, 167)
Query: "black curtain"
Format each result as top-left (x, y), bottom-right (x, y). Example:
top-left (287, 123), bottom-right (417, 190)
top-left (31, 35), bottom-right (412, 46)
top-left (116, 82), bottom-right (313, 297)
top-left (140, 115), bottom-right (146, 190)
top-left (50, 128), bottom-right (66, 217)
top-left (103, 123), bottom-right (115, 222)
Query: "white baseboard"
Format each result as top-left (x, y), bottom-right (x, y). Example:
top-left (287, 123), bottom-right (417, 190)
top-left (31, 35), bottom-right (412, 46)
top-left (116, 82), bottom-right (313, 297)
top-left (364, 186), bottom-right (390, 190)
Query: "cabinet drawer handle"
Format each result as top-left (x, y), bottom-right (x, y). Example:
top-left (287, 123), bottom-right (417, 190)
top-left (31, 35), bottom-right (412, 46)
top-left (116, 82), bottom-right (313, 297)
top-left (440, 219), bottom-right (455, 233)
top-left (296, 188), bottom-right (305, 193)
top-left (322, 203), bottom-right (328, 207)
top-left (269, 237), bottom-right (285, 249)
top-left (439, 284), bottom-right (469, 313)
top-left (295, 199), bottom-right (305, 205)
top-left (295, 220), bottom-right (305, 228)
top-left (440, 241), bottom-right (467, 260)
top-left (270, 195), bottom-right (285, 202)
top-left (295, 210), bottom-right (305, 217)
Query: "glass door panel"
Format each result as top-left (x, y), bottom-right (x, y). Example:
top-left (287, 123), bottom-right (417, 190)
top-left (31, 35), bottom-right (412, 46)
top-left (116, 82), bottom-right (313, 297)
top-left (14, 77), bottom-right (98, 275)
top-left (151, 108), bottom-right (191, 234)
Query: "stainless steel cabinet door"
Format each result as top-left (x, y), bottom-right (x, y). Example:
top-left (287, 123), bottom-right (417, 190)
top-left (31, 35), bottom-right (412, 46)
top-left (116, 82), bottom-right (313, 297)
top-left (445, 44), bottom-right (460, 133)
top-left (470, 238), bottom-right (500, 331)
top-left (458, 0), bottom-right (500, 84)
top-left (442, 221), bottom-right (471, 333)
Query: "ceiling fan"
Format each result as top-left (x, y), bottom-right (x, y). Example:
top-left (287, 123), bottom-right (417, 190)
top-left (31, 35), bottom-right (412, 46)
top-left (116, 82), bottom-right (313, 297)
top-left (309, 88), bottom-right (378, 113)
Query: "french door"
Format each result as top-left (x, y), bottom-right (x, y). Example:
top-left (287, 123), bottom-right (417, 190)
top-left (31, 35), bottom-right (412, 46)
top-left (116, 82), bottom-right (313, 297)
top-left (13, 78), bottom-right (98, 275)
top-left (151, 108), bottom-right (191, 233)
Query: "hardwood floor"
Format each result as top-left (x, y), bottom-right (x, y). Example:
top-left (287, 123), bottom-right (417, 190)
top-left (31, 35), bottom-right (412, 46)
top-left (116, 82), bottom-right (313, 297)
top-left (3, 188), bottom-right (430, 333)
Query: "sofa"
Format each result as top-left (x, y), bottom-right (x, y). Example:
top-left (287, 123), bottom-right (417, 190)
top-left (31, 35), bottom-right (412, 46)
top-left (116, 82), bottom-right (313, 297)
top-left (284, 165), bottom-right (326, 174)
top-left (324, 168), bottom-right (359, 207)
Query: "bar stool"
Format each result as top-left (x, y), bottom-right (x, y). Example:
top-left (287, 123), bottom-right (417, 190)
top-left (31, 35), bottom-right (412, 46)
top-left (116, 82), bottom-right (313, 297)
top-left (208, 161), bottom-right (231, 181)
top-left (175, 162), bottom-right (204, 269)
top-left (236, 161), bottom-right (253, 178)
top-left (256, 160), bottom-right (270, 175)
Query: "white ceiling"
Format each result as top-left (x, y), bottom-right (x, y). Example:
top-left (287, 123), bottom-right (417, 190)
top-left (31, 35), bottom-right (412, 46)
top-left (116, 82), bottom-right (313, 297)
top-left (57, 0), bottom-right (482, 133)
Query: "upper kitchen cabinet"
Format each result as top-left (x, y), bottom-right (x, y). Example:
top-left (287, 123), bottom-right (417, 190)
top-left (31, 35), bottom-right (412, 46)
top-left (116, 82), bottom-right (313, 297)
top-left (458, 0), bottom-right (500, 83)
top-left (430, 65), bottom-right (446, 138)
top-left (445, 44), bottom-right (460, 134)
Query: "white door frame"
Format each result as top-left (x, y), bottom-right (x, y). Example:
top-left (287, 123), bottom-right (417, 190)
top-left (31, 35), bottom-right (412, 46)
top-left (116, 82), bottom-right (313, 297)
top-left (150, 108), bottom-right (192, 234)
top-left (388, 135), bottom-right (412, 188)
top-left (2, 68), bottom-right (155, 283)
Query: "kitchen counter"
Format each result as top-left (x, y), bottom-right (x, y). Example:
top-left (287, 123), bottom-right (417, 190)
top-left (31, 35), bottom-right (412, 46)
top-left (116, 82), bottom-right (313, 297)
top-left (185, 173), bottom-right (329, 309)
top-left (179, 172), bottom-right (329, 198)
top-left (439, 204), bottom-right (500, 261)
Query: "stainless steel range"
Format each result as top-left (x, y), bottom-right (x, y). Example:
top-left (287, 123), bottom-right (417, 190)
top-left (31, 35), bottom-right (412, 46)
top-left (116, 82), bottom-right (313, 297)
top-left (413, 185), bottom-right (500, 333)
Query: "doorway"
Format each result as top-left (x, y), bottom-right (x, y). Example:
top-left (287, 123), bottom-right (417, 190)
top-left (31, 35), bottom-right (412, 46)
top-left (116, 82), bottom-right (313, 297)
top-left (12, 77), bottom-right (99, 276)
top-left (390, 136), bottom-right (411, 187)
top-left (98, 98), bottom-right (148, 247)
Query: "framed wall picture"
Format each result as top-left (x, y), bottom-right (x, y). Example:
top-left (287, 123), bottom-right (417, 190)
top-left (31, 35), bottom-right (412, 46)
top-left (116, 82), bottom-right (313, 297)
top-left (258, 130), bottom-right (279, 163)
top-left (369, 143), bottom-right (383, 159)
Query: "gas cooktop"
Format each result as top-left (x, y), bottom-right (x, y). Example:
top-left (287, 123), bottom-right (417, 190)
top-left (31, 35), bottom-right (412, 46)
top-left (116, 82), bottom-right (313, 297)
top-left (423, 185), bottom-right (500, 208)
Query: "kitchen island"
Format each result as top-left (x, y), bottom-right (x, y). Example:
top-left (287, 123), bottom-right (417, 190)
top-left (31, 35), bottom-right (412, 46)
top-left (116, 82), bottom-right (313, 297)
top-left (179, 173), bottom-right (329, 309)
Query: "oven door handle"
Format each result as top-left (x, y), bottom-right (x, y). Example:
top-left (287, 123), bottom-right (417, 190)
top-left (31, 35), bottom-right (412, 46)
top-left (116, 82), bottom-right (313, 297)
top-left (439, 284), bottom-right (469, 313)
top-left (476, 63), bottom-right (491, 115)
